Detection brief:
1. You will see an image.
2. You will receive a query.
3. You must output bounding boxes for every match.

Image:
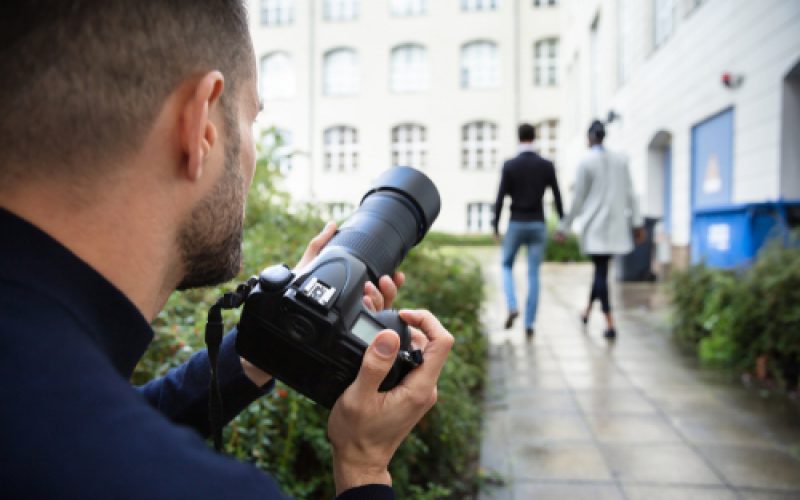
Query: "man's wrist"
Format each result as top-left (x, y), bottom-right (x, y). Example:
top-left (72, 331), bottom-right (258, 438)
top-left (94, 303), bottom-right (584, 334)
top-left (332, 454), bottom-right (391, 496)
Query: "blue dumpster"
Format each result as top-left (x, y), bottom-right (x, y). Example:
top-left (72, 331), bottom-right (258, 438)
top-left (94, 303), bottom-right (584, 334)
top-left (691, 201), bottom-right (800, 268)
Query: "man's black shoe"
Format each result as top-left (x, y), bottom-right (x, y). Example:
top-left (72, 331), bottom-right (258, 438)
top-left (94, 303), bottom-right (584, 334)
top-left (604, 329), bottom-right (617, 339)
top-left (525, 328), bottom-right (534, 340)
top-left (504, 310), bottom-right (518, 329)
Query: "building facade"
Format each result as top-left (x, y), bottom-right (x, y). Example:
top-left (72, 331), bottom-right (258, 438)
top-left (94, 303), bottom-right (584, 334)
top-left (249, 0), bottom-right (566, 233)
top-left (559, 0), bottom-right (800, 269)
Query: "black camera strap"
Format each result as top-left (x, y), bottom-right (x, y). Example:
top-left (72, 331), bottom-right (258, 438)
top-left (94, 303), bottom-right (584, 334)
top-left (204, 279), bottom-right (257, 452)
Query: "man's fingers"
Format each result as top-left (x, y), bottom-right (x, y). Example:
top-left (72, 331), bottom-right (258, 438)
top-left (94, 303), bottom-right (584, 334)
top-left (408, 327), bottom-right (428, 351)
top-left (307, 221), bottom-right (336, 255)
top-left (393, 271), bottom-right (406, 288)
top-left (349, 330), bottom-right (400, 399)
top-left (397, 309), bottom-right (454, 392)
top-left (363, 281), bottom-right (383, 311)
top-left (377, 276), bottom-right (398, 309)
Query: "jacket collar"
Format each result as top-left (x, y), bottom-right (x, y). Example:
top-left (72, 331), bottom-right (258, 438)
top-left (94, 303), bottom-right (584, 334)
top-left (0, 208), bottom-right (154, 377)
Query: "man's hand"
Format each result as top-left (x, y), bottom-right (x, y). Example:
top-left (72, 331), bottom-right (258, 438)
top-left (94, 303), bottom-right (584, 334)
top-left (492, 232), bottom-right (501, 244)
top-left (327, 309), bottom-right (454, 494)
top-left (241, 221), bottom-right (338, 387)
top-left (634, 227), bottom-right (646, 246)
top-left (363, 272), bottom-right (405, 312)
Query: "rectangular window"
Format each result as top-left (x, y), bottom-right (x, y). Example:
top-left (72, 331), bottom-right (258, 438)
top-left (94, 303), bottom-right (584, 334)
top-left (466, 202), bottom-right (494, 232)
top-left (462, 122), bottom-right (498, 170)
top-left (534, 120), bottom-right (558, 162)
top-left (260, 0), bottom-right (294, 26)
top-left (461, 0), bottom-right (499, 12)
top-left (390, 0), bottom-right (427, 16)
top-left (324, 126), bottom-right (358, 172)
top-left (654, 0), bottom-right (676, 48)
top-left (534, 39), bottom-right (559, 86)
top-left (325, 0), bottom-right (360, 21)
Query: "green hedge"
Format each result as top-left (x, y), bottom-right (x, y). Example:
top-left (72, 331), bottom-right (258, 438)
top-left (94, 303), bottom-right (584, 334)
top-left (670, 236), bottom-right (800, 390)
top-left (133, 130), bottom-right (487, 499)
top-left (425, 228), bottom-right (586, 263)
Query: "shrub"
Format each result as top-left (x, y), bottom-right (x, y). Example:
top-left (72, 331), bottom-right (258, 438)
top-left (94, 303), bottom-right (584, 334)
top-left (133, 129), bottom-right (487, 499)
top-left (670, 235), bottom-right (800, 390)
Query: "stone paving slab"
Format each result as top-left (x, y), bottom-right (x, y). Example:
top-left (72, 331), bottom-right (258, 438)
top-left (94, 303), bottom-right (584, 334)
top-left (474, 248), bottom-right (800, 500)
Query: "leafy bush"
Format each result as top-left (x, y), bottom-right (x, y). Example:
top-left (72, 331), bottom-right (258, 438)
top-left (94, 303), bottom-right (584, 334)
top-left (133, 129), bottom-right (487, 499)
top-left (670, 235), bottom-right (800, 390)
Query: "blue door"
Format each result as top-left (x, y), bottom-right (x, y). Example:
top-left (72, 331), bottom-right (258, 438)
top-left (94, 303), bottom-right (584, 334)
top-left (691, 108), bottom-right (734, 263)
top-left (692, 108), bottom-right (734, 210)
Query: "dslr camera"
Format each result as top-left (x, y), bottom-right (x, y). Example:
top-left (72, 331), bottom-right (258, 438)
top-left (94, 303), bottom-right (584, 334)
top-left (236, 166), bottom-right (441, 408)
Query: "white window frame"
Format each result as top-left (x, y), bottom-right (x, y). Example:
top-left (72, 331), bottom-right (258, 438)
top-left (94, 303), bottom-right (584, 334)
top-left (534, 38), bottom-right (558, 86)
top-left (462, 121), bottom-right (498, 171)
top-left (324, 0), bottom-right (359, 21)
top-left (327, 202), bottom-right (355, 220)
top-left (390, 44), bottom-right (429, 93)
top-left (466, 202), bottom-right (494, 233)
top-left (391, 124), bottom-right (427, 169)
top-left (323, 48), bottom-right (360, 96)
top-left (390, 0), bottom-right (427, 16)
top-left (259, 52), bottom-right (295, 100)
top-left (654, 0), bottom-right (676, 48)
top-left (534, 120), bottom-right (558, 162)
top-left (260, 0), bottom-right (294, 26)
top-left (261, 128), bottom-right (294, 174)
top-left (461, 0), bottom-right (499, 12)
top-left (324, 126), bottom-right (358, 172)
top-left (461, 41), bottom-right (500, 89)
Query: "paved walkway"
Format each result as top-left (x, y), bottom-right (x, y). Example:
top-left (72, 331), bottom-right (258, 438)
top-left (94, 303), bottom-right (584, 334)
top-left (474, 247), bottom-right (800, 500)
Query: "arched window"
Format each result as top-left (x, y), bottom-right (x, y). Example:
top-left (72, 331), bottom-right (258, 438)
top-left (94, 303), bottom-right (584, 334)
top-left (260, 52), bottom-right (295, 100)
top-left (323, 49), bottom-right (360, 96)
top-left (260, 0), bottom-right (294, 26)
top-left (391, 124), bottom-right (427, 169)
top-left (390, 0), bottom-right (427, 16)
top-left (390, 44), bottom-right (429, 93)
top-left (324, 126), bottom-right (358, 171)
top-left (461, 41), bottom-right (500, 89)
top-left (461, 121), bottom-right (497, 170)
top-left (534, 38), bottom-right (558, 86)
top-left (324, 0), bottom-right (359, 21)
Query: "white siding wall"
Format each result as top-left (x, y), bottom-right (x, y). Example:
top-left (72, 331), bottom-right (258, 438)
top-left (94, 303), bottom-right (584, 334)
top-left (561, 0), bottom-right (800, 247)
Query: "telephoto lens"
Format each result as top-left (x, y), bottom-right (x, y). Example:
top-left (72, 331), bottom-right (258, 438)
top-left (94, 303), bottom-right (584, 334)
top-left (324, 166), bottom-right (440, 281)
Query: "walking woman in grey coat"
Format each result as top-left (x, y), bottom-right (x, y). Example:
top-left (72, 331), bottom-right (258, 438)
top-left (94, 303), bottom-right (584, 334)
top-left (556, 121), bottom-right (644, 339)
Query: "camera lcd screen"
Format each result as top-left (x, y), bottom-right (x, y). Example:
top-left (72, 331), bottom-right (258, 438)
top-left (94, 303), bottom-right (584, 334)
top-left (351, 314), bottom-right (383, 345)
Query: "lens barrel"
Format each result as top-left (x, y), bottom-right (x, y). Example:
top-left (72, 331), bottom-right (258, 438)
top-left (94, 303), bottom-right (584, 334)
top-left (326, 166), bottom-right (440, 281)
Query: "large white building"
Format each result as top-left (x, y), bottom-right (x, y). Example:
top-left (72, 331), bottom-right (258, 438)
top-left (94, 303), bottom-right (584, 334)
top-left (248, 0), bottom-right (566, 233)
top-left (249, 0), bottom-right (800, 268)
top-left (560, 0), bottom-right (800, 268)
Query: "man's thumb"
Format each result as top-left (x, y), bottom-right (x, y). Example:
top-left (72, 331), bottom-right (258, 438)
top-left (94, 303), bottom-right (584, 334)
top-left (352, 331), bottom-right (400, 396)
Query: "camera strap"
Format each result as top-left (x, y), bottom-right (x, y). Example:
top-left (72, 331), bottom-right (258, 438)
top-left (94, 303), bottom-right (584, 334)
top-left (204, 279), bottom-right (257, 452)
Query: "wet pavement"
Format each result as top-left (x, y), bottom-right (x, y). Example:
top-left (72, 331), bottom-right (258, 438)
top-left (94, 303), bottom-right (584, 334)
top-left (473, 248), bottom-right (800, 500)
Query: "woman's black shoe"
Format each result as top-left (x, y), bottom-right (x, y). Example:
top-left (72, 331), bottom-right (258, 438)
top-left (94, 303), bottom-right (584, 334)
top-left (604, 329), bottom-right (617, 339)
top-left (525, 328), bottom-right (534, 340)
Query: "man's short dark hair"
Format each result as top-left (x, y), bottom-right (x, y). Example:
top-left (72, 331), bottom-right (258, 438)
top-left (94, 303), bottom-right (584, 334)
top-left (0, 0), bottom-right (253, 188)
top-left (518, 124), bottom-right (535, 143)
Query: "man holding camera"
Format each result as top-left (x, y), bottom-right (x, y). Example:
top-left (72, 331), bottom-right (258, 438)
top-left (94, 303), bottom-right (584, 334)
top-left (0, 1), bottom-right (453, 498)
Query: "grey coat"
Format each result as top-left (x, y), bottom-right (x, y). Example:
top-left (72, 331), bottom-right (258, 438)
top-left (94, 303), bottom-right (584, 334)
top-left (559, 147), bottom-right (643, 255)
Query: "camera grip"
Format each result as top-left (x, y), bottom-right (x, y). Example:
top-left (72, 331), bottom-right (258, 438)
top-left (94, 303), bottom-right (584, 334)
top-left (373, 310), bottom-right (423, 392)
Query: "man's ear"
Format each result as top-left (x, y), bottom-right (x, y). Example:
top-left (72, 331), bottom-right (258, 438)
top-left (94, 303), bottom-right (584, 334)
top-left (180, 71), bottom-right (225, 181)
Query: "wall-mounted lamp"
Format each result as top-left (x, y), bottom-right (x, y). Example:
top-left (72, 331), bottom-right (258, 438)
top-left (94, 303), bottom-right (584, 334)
top-left (606, 110), bottom-right (621, 124)
top-left (721, 72), bottom-right (744, 90)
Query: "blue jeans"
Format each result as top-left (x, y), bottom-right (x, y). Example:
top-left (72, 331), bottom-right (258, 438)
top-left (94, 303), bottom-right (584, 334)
top-left (501, 221), bottom-right (547, 329)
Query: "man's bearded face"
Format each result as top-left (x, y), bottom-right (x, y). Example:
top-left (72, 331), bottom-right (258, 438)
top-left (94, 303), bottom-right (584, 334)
top-left (176, 102), bottom-right (245, 290)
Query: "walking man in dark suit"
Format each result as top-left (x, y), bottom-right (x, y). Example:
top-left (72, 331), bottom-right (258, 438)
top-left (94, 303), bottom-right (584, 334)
top-left (493, 124), bottom-right (564, 338)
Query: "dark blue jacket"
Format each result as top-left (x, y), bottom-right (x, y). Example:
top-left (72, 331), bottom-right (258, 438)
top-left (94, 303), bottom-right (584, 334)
top-left (0, 208), bottom-right (392, 499)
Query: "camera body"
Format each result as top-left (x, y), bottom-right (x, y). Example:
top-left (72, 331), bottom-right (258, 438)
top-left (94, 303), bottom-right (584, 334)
top-left (236, 166), bottom-right (439, 409)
